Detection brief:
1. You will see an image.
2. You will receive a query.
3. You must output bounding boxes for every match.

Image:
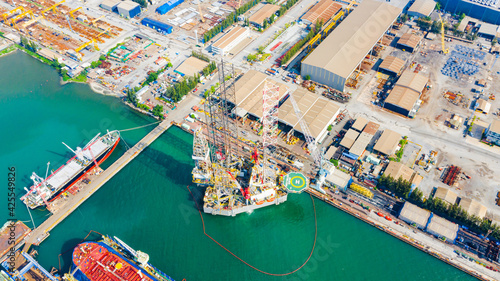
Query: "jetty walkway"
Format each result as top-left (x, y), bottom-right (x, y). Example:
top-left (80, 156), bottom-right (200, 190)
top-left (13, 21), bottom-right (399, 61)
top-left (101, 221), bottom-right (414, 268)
top-left (21, 95), bottom-right (202, 249)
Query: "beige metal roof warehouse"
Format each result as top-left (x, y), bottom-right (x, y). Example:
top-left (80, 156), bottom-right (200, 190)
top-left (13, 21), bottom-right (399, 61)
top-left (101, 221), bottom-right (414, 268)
top-left (279, 88), bottom-right (341, 142)
top-left (234, 70), bottom-right (289, 119)
top-left (339, 129), bottom-right (360, 149)
top-left (385, 86), bottom-right (421, 112)
top-left (407, 0), bottom-right (436, 18)
top-left (373, 129), bottom-right (401, 155)
top-left (459, 198), bottom-right (488, 219)
top-left (426, 215), bottom-right (459, 241)
top-left (211, 26), bottom-right (249, 55)
top-left (396, 69), bottom-right (428, 93)
top-left (249, 4), bottom-right (280, 26)
top-left (490, 119), bottom-right (500, 134)
top-left (351, 117), bottom-right (368, 132)
top-left (399, 202), bottom-right (430, 229)
top-left (301, 0), bottom-right (401, 92)
top-left (384, 161), bottom-right (422, 188)
top-left (397, 33), bottom-right (423, 51)
top-left (434, 187), bottom-right (458, 205)
top-left (175, 57), bottom-right (209, 77)
top-left (301, 0), bottom-right (342, 25)
top-left (379, 56), bottom-right (405, 75)
top-left (349, 122), bottom-right (379, 156)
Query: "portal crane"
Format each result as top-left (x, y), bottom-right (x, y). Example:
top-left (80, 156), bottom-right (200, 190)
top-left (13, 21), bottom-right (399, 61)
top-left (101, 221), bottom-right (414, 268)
top-left (2, 6), bottom-right (25, 22)
top-left (41, 0), bottom-right (65, 15)
top-left (438, 13), bottom-right (449, 54)
top-left (69, 7), bottom-right (81, 19)
top-left (89, 15), bottom-right (105, 26)
top-left (10, 10), bottom-right (33, 27)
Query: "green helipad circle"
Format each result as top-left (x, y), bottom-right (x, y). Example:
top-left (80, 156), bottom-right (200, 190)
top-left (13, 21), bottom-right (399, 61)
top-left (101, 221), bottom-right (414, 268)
top-left (285, 172), bottom-right (308, 193)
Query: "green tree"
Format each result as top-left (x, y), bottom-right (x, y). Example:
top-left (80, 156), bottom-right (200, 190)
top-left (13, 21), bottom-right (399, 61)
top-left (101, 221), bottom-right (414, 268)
top-left (493, 37), bottom-right (498, 46)
top-left (127, 89), bottom-right (138, 106)
top-left (304, 74), bottom-right (311, 80)
top-left (152, 105), bottom-right (164, 118)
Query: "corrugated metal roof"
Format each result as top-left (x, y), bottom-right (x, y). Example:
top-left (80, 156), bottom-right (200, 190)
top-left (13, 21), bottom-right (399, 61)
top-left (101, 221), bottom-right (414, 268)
top-left (407, 0), bottom-right (436, 17)
top-left (349, 131), bottom-right (373, 156)
top-left (302, 0), bottom-right (401, 78)
top-left (397, 33), bottom-right (422, 50)
top-left (434, 187), bottom-right (458, 205)
top-left (399, 202), bottom-right (431, 229)
top-left (373, 129), bottom-right (401, 155)
top-left (459, 198), bottom-right (487, 219)
top-left (101, 0), bottom-right (120, 8)
top-left (351, 117), bottom-right (368, 132)
top-left (339, 129), bottom-right (360, 149)
top-left (362, 121), bottom-right (379, 135)
top-left (384, 161), bottom-right (415, 182)
top-left (301, 0), bottom-right (342, 25)
top-left (118, 0), bottom-right (140, 10)
top-left (212, 26), bottom-right (248, 49)
top-left (249, 4), bottom-right (280, 25)
top-left (279, 88), bottom-right (341, 140)
top-left (175, 57), bottom-right (208, 77)
top-left (395, 69), bottom-right (428, 93)
top-left (379, 56), bottom-right (405, 74)
top-left (478, 22), bottom-right (499, 37)
top-left (490, 119), bottom-right (500, 134)
top-left (385, 86), bottom-right (420, 112)
top-left (234, 70), bottom-right (289, 119)
top-left (427, 215), bottom-right (459, 241)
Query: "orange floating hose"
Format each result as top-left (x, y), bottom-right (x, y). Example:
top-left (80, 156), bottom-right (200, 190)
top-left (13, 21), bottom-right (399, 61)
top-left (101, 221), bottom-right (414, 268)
top-left (186, 185), bottom-right (317, 276)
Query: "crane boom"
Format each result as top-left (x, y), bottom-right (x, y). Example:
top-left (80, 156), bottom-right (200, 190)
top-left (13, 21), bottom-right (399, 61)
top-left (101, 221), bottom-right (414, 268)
top-left (287, 94), bottom-right (321, 166)
top-left (198, 2), bottom-right (205, 23)
top-left (438, 13), bottom-right (449, 54)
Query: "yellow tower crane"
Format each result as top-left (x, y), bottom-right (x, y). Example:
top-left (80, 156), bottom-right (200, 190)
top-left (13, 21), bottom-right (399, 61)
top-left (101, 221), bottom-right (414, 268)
top-left (94, 28), bottom-right (111, 43)
top-left (2, 7), bottom-right (25, 22)
top-left (198, 2), bottom-right (205, 23)
top-left (41, 0), bottom-right (66, 15)
top-left (438, 13), bottom-right (449, 54)
top-left (69, 7), bottom-right (82, 19)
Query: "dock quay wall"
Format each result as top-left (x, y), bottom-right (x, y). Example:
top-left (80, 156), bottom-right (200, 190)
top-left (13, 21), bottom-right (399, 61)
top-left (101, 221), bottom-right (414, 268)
top-left (305, 189), bottom-right (494, 281)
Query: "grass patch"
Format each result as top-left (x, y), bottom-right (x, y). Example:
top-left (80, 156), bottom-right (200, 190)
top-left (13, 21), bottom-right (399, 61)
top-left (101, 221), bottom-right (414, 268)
top-left (0, 45), bottom-right (17, 56)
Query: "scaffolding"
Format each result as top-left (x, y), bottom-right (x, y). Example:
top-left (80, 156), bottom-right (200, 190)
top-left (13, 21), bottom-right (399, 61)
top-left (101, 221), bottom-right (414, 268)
top-left (261, 81), bottom-right (279, 187)
top-left (203, 60), bottom-right (241, 210)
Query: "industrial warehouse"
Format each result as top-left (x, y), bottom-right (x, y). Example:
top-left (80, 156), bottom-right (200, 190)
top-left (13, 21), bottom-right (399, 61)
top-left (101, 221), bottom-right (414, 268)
top-left (210, 26), bottom-right (250, 56)
top-left (233, 70), bottom-right (342, 145)
top-left (383, 69), bottom-right (429, 117)
top-left (301, 0), bottom-right (402, 92)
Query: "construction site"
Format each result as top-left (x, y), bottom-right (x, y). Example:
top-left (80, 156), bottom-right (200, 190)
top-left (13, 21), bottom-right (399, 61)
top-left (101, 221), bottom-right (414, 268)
top-left (0, 0), bottom-right (124, 61)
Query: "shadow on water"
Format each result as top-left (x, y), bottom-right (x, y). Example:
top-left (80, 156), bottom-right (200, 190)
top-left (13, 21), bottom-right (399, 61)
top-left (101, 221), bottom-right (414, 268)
top-left (134, 146), bottom-right (193, 185)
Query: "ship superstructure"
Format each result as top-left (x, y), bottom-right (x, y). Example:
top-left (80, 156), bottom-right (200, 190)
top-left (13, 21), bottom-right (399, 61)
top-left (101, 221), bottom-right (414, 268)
top-left (21, 130), bottom-right (120, 209)
top-left (192, 61), bottom-right (287, 216)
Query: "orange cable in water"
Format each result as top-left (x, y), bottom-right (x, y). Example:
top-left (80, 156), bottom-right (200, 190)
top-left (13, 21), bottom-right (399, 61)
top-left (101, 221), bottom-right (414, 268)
top-left (186, 185), bottom-right (317, 276)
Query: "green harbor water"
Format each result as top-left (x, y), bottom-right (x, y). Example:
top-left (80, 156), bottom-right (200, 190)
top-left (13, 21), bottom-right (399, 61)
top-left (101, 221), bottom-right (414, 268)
top-left (0, 51), bottom-right (476, 281)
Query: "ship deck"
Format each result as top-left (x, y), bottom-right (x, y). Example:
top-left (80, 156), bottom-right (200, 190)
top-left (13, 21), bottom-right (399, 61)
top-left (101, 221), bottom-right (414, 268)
top-left (74, 242), bottom-right (156, 281)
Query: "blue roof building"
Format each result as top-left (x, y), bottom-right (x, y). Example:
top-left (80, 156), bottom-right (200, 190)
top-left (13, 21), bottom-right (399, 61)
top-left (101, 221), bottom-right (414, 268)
top-left (156, 0), bottom-right (184, 15)
top-left (141, 18), bottom-right (173, 34)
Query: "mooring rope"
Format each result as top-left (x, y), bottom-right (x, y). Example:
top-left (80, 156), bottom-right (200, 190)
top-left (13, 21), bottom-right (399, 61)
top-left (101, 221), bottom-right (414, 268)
top-left (186, 185), bottom-right (317, 276)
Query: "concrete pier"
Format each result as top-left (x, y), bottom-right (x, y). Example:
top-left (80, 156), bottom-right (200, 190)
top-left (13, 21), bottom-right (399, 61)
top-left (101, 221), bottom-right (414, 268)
top-left (23, 119), bottom-right (172, 246)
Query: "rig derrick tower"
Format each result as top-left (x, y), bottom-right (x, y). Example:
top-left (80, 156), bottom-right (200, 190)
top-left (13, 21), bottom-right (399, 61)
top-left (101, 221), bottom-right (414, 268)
top-left (203, 60), bottom-right (241, 210)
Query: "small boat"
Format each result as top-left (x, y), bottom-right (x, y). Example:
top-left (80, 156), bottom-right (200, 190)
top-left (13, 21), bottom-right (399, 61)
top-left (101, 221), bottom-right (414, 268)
top-left (385, 216), bottom-right (392, 221)
top-left (377, 212), bottom-right (384, 217)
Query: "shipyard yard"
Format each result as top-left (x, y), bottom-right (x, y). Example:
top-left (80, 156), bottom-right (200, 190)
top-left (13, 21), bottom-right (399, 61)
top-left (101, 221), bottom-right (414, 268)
top-left (3, 0), bottom-right (500, 279)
